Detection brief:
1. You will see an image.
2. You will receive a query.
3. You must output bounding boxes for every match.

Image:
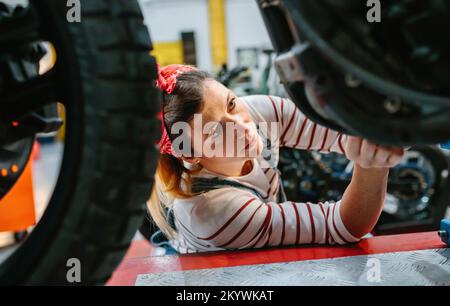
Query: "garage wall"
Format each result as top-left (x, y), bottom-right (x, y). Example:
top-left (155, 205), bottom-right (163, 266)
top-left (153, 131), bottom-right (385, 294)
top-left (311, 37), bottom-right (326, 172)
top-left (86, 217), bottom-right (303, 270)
top-left (138, 0), bottom-right (212, 70)
top-left (225, 0), bottom-right (272, 69)
top-left (138, 0), bottom-right (272, 72)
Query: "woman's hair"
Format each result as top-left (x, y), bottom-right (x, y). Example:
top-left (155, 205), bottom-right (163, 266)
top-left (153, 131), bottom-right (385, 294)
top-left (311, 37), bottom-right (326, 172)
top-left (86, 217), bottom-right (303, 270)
top-left (148, 69), bottom-right (213, 239)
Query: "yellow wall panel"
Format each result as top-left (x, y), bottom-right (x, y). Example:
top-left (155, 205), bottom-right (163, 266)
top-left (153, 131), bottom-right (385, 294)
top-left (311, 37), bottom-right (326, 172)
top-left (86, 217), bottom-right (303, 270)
top-left (151, 41), bottom-right (184, 67)
top-left (209, 0), bottom-right (227, 70)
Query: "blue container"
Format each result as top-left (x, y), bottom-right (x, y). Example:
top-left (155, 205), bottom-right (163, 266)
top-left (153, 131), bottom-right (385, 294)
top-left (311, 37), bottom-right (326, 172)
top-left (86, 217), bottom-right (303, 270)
top-left (441, 140), bottom-right (450, 150)
top-left (439, 219), bottom-right (450, 245)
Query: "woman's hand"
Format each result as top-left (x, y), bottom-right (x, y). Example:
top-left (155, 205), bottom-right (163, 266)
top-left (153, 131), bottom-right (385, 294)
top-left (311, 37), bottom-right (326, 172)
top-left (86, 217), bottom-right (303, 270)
top-left (339, 136), bottom-right (407, 239)
top-left (344, 136), bottom-right (405, 169)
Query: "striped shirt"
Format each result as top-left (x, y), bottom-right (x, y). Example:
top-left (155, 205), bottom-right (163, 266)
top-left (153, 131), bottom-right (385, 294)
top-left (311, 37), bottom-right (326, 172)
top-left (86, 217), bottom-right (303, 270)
top-left (170, 95), bottom-right (360, 253)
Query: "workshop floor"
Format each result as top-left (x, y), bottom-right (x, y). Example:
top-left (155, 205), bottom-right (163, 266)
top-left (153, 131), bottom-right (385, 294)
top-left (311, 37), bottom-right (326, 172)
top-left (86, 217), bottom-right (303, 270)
top-left (108, 231), bottom-right (449, 286)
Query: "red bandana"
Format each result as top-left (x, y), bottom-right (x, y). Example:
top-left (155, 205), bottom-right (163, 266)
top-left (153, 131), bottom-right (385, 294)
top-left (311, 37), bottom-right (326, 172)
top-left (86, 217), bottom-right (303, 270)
top-left (156, 64), bottom-right (196, 155)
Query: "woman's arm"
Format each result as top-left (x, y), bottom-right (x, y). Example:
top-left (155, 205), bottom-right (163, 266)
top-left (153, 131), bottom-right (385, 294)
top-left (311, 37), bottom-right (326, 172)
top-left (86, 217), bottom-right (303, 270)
top-left (340, 165), bottom-right (389, 238)
top-left (247, 95), bottom-right (347, 154)
top-left (339, 136), bottom-right (404, 238)
top-left (263, 95), bottom-right (405, 238)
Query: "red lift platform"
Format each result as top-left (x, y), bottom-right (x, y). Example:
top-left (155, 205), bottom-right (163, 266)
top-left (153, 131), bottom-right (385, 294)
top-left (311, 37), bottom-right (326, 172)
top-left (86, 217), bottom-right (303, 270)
top-left (108, 231), bottom-right (449, 286)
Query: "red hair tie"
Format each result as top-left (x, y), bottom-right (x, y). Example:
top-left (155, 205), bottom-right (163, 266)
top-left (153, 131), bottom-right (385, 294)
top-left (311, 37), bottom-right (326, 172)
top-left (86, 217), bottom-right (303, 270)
top-left (156, 64), bottom-right (196, 95)
top-left (156, 64), bottom-right (196, 155)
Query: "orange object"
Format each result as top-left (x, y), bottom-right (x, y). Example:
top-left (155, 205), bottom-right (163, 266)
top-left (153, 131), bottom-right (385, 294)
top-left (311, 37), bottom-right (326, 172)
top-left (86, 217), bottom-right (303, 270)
top-left (0, 161), bottom-right (36, 232)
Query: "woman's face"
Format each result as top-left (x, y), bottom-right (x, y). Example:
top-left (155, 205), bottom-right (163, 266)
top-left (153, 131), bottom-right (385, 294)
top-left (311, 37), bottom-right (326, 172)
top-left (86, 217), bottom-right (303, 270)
top-left (184, 79), bottom-right (263, 172)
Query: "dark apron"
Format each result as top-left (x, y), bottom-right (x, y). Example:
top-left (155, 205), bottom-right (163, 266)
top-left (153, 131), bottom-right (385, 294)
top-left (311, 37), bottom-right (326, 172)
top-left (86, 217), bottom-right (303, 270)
top-left (150, 170), bottom-right (286, 253)
top-left (190, 174), bottom-right (287, 202)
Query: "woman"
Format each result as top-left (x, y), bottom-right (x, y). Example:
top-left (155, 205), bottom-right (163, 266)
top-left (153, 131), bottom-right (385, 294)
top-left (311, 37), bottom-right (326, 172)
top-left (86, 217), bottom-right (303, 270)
top-left (148, 64), bottom-right (405, 254)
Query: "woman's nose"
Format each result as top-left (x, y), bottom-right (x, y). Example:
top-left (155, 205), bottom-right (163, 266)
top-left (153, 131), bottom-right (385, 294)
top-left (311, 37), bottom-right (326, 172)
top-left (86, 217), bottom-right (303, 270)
top-left (230, 114), bottom-right (253, 138)
top-left (229, 115), bottom-right (246, 130)
top-left (231, 111), bottom-right (251, 126)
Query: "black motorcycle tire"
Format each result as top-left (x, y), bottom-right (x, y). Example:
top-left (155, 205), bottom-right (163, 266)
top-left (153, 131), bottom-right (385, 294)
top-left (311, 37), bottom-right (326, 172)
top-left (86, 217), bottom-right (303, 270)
top-left (0, 0), bottom-right (160, 285)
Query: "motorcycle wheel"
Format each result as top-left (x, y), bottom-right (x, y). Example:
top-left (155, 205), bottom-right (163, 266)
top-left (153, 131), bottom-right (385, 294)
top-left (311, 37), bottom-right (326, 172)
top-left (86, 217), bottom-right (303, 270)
top-left (0, 0), bottom-right (160, 285)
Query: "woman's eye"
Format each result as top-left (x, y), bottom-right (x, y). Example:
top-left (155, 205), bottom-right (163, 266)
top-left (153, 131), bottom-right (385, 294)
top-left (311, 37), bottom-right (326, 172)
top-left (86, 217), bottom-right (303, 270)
top-left (228, 98), bottom-right (236, 112)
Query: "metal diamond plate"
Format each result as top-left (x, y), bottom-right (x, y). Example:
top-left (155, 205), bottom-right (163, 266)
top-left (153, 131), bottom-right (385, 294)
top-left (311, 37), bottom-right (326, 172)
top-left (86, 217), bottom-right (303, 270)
top-left (135, 248), bottom-right (450, 286)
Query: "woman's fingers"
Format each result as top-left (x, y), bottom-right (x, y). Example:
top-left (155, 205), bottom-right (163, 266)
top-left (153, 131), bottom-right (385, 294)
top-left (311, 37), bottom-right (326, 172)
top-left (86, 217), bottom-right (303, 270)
top-left (345, 136), bottom-right (362, 160)
top-left (386, 148), bottom-right (405, 167)
top-left (360, 140), bottom-right (377, 167)
top-left (373, 145), bottom-right (391, 164)
top-left (344, 136), bottom-right (405, 168)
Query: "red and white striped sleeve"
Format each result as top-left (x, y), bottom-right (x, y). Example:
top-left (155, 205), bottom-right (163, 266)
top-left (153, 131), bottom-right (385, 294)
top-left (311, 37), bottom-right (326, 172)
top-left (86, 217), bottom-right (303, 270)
top-left (177, 188), bottom-right (360, 251)
top-left (247, 95), bottom-right (348, 155)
